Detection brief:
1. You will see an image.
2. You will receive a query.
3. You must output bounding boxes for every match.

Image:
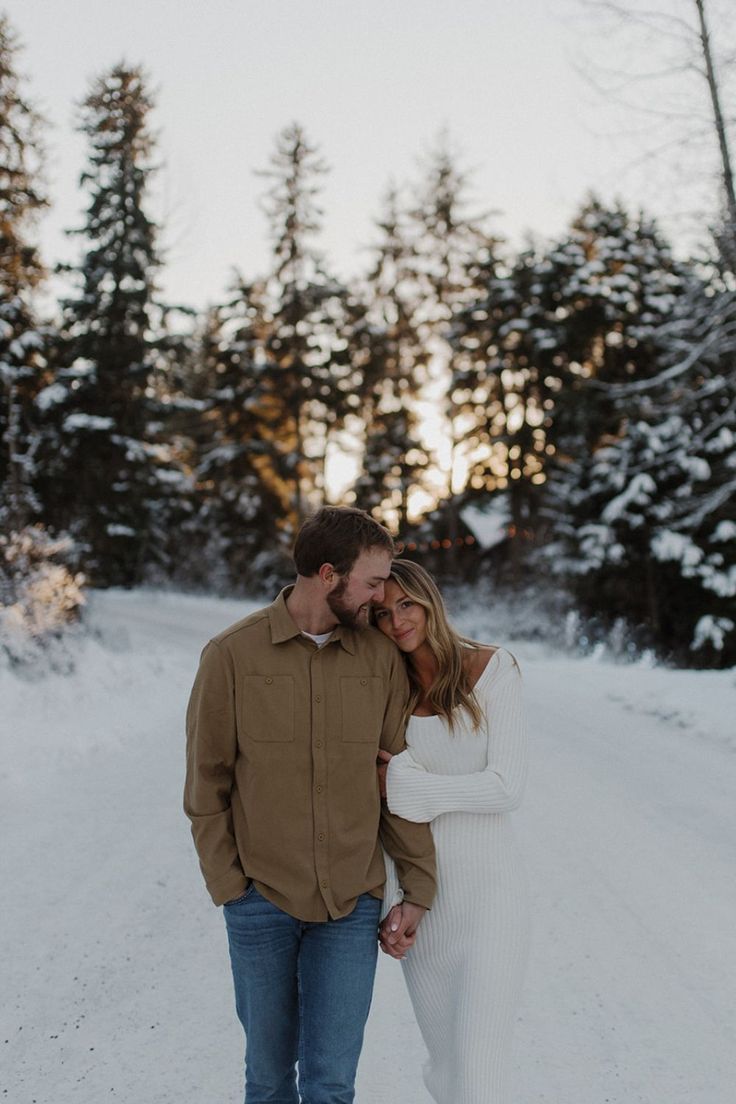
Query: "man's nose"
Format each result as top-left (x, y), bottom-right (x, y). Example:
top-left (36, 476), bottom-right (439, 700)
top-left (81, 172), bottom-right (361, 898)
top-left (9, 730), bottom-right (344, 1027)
top-left (375, 582), bottom-right (385, 602)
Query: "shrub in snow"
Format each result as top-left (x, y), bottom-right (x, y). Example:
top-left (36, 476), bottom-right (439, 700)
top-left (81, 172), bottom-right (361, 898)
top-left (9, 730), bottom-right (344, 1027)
top-left (444, 577), bottom-right (649, 663)
top-left (691, 615), bottom-right (735, 656)
top-left (0, 526), bottom-right (86, 669)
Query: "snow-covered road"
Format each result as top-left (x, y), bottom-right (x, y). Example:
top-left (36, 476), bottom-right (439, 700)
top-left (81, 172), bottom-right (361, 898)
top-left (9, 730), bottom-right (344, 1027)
top-left (2, 590), bottom-right (735, 1104)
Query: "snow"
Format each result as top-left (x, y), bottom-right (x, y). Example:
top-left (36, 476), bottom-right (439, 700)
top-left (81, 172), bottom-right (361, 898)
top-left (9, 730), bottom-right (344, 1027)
top-left (105, 524), bottom-right (136, 538)
top-left (9, 330), bottom-right (44, 356)
top-left (63, 413), bottom-right (115, 433)
top-left (651, 530), bottom-right (703, 568)
top-left (68, 358), bottom-right (97, 379)
top-left (713, 521), bottom-right (736, 543)
top-left (2, 589), bottom-right (736, 1103)
top-left (601, 473), bottom-right (656, 522)
top-left (460, 500), bottom-right (510, 549)
top-left (692, 615), bottom-right (735, 653)
top-left (35, 382), bottom-right (68, 411)
top-left (679, 456), bottom-right (711, 482)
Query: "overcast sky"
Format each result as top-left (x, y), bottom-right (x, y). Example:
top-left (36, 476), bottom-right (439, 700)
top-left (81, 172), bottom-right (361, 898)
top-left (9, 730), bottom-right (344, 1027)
top-left (8, 0), bottom-right (723, 310)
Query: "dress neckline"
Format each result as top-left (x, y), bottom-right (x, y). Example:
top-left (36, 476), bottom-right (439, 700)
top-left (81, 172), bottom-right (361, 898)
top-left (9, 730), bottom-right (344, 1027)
top-left (409, 648), bottom-right (502, 719)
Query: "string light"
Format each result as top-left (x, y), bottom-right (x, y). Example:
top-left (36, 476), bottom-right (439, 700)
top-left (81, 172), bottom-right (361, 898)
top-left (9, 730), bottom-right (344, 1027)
top-left (394, 530), bottom-right (534, 554)
top-left (395, 535), bottom-right (478, 554)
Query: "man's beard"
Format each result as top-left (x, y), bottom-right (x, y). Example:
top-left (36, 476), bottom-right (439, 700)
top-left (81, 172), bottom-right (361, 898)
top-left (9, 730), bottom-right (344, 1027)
top-left (326, 577), bottom-right (369, 629)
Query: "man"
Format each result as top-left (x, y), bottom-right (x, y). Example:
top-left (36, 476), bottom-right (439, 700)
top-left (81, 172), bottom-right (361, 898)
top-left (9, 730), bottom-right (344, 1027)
top-left (184, 506), bottom-right (436, 1104)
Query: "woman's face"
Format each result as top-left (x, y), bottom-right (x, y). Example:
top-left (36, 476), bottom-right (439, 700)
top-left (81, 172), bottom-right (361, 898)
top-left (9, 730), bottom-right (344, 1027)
top-left (373, 579), bottom-right (428, 653)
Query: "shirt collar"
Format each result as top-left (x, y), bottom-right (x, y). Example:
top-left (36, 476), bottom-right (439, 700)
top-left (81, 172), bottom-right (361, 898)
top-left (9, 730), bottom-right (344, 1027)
top-left (268, 586), bottom-right (357, 654)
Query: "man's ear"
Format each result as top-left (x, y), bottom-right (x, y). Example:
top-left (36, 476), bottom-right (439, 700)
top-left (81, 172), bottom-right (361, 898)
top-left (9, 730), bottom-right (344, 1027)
top-left (318, 563), bottom-right (336, 586)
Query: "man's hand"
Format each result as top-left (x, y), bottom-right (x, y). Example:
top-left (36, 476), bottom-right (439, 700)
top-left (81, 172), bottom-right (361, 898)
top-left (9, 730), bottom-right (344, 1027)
top-left (379, 901), bottom-right (427, 959)
top-left (376, 748), bottom-right (393, 800)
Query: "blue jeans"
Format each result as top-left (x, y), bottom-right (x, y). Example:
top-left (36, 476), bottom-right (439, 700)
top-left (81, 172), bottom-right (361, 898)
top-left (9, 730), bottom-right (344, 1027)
top-left (223, 885), bottom-right (381, 1104)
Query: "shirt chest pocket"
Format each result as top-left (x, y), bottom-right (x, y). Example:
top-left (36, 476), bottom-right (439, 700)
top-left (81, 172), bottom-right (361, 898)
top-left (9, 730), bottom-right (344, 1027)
top-left (241, 675), bottom-right (294, 742)
top-left (340, 676), bottom-right (384, 743)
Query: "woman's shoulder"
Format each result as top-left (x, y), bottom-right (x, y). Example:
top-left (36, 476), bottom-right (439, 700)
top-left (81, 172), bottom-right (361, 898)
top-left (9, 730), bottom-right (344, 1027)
top-left (467, 645), bottom-right (520, 691)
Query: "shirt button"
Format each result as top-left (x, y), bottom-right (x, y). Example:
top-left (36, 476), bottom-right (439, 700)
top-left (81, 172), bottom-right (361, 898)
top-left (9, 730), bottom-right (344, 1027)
top-left (316, 785), bottom-right (323, 793)
top-left (315, 740), bottom-right (323, 748)
top-left (315, 695), bottom-right (321, 703)
top-left (360, 678), bottom-right (367, 685)
top-left (318, 833), bottom-right (325, 841)
top-left (321, 880), bottom-right (328, 888)
top-left (265, 677), bottom-right (273, 684)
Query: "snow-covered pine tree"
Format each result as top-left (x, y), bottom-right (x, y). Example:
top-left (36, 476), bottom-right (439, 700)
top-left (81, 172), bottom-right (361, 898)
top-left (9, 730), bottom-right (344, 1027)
top-left (256, 123), bottom-right (357, 528)
top-left (175, 290), bottom-right (291, 591)
top-left (353, 185), bottom-right (428, 530)
top-left (570, 271), bottom-right (736, 666)
top-left (0, 16), bottom-right (88, 661)
top-left (547, 199), bottom-right (684, 455)
top-left (450, 240), bottom-right (557, 578)
top-left (535, 199), bottom-right (707, 653)
top-left (37, 64), bottom-right (166, 587)
top-left (0, 15), bottom-right (49, 532)
top-left (138, 302), bottom-right (205, 584)
top-left (408, 136), bottom-right (499, 566)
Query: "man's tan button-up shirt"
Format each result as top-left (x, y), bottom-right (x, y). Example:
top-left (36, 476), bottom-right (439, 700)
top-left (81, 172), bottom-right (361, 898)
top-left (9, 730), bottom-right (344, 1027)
top-left (184, 587), bottom-right (437, 920)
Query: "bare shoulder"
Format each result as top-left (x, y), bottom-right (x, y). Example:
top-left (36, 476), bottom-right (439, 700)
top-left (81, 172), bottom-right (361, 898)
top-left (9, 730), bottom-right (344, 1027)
top-left (465, 645), bottom-right (499, 687)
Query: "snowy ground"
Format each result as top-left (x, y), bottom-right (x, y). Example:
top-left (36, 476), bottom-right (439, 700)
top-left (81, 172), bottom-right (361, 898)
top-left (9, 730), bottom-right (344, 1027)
top-left (2, 589), bottom-right (735, 1104)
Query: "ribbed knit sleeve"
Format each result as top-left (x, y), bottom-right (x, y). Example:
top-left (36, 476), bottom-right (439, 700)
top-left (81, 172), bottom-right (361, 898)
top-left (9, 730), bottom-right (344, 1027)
top-left (385, 655), bottom-right (527, 823)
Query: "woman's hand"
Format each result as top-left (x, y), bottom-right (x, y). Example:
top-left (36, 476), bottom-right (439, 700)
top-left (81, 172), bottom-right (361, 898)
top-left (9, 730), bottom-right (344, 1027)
top-left (379, 901), bottom-right (427, 959)
top-left (376, 748), bottom-right (393, 800)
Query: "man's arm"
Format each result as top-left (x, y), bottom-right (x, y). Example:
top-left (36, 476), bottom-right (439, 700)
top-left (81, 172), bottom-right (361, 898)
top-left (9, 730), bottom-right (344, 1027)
top-left (377, 648), bottom-right (437, 911)
top-left (183, 639), bottom-right (248, 906)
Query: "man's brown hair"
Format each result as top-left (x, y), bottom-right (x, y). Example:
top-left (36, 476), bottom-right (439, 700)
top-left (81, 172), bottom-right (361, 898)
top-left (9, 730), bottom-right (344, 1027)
top-left (293, 506), bottom-right (394, 577)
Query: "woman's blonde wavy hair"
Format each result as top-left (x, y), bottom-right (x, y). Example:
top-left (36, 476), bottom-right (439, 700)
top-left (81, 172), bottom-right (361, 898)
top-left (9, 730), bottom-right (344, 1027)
top-left (378, 559), bottom-right (486, 732)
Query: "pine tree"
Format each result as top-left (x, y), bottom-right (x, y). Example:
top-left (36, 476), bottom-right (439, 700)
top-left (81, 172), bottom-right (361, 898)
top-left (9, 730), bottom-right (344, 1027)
top-left (528, 198), bottom-right (736, 659)
top-left (37, 64), bottom-right (165, 586)
top-left (408, 136), bottom-right (499, 565)
top-left (353, 185), bottom-right (428, 529)
top-left (563, 272), bottom-right (736, 665)
top-left (450, 241), bottom-right (556, 577)
top-left (0, 14), bottom-right (48, 531)
top-left (178, 290), bottom-right (291, 591)
top-left (256, 123), bottom-right (356, 528)
top-left (453, 197), bottom-right (689, 589)
top-left (539, 199), bottom-right (688, 560)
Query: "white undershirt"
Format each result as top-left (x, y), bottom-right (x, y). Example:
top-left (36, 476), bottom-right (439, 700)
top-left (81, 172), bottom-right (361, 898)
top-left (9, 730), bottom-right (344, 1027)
top-left (301, 630), bottom-right (333, 649)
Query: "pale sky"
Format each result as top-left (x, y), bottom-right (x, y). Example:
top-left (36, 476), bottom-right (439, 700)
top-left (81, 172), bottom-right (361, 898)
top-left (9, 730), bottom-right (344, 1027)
top-left (8, 0), bottom-right (726, 310)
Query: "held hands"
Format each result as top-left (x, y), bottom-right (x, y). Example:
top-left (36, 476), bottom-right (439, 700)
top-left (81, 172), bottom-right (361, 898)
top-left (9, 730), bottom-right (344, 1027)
top-left (379, 901), bottom-right (427, 960)
top-left (376, 748), bottom-right (393, 801)
top-left (376, 749), bottom-right (425, 958)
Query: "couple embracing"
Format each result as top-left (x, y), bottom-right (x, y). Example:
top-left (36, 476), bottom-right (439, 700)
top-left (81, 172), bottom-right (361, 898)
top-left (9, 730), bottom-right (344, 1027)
top-left (184, 506), bottom-right (529, 1104)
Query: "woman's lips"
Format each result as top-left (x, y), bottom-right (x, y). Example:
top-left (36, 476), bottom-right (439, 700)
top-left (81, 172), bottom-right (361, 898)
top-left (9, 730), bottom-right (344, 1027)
top-left (394, 628), bottom-right (414, 641)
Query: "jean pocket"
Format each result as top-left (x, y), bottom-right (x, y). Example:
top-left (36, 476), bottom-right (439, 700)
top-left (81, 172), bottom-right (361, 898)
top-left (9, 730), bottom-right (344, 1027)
top-left (224, 881), bottom-right (256, 907)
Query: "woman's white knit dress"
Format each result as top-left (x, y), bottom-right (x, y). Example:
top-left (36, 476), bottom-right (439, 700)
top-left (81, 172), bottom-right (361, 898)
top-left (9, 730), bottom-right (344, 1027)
top-left (385, 648), bottom-right (529, 1104)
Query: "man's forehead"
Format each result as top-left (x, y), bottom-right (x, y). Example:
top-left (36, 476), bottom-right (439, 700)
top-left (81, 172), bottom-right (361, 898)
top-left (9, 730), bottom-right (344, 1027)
top-left (351, 548), bottom-right (392, 578)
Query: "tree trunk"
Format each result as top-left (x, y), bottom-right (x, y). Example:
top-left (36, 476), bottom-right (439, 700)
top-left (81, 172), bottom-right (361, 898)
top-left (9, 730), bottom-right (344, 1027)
top-left (695, 0), bottom-right (736, 263)
top-left (3, 383), bottom-right (30, 531)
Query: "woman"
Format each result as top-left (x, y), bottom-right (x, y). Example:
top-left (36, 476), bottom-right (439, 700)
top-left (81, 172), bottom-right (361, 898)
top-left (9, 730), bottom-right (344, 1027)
top-left (373, 559), bottom-right (529, 1104)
